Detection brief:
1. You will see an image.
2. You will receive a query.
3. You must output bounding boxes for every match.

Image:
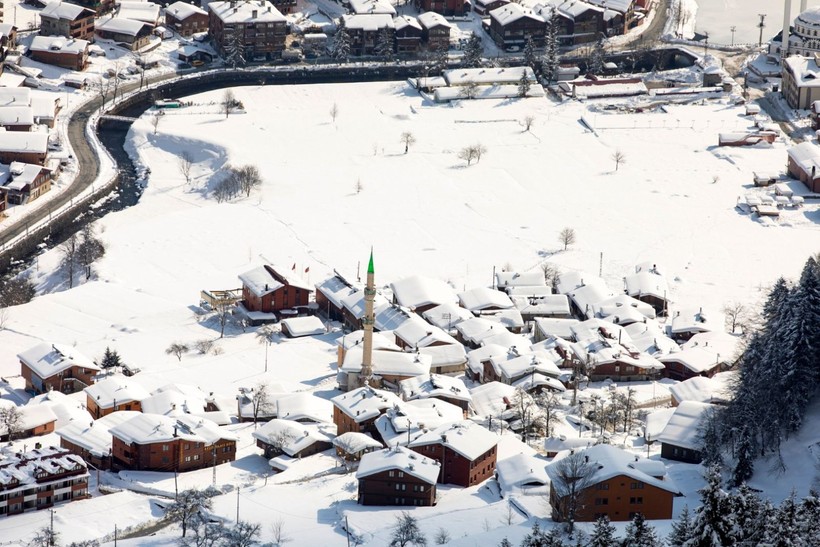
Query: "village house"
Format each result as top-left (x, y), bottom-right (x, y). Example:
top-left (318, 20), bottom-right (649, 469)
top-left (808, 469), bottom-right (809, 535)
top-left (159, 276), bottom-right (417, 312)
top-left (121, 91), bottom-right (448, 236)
top-left (109, 413), bottom-right (237, 472)
top-left (342, 14), bottom-right (395, 56)
top-left (495, 452), bottom-right (550, 493)
top-left (95, 18), bottom-right (153, 50)
top-left (0, 162), bottom-right (52, 205)
top-left (340, 346), bottom-right (431, 391)
top-left (656, 401), bottom-right (714, 463)
top-left (0, 106), bottom-right (33, 132)
top-left (71, 0), bottom-right (114, 15)
top-left (488, 3), bottom-right (546, 49)
top-left (164, 1), bottom-right (209, 37)
top-left (543, 436), bottom-right (595, 458)
top-left (0, 404), bottom-right (57, 441)
top-left (468, 381), bottom-right (516, 419)
top-left (141, 383), bottom-right (226, 422)
top-left (782, 55), bottom-right (820, 109)
top-left (349, 0), bottom-right (396, 15)
top-left (332, 386), bottom-right (403, 436)
top-left (393, 15), bottom-right (422, 54)
top-left (315, 273), bottom-right (358, 322)
top-left (487, 348), bottom-right (566, 393)
top-left (374, 398), bottom-right (464, 447)
top-left (422, 302), bottom-right (472, 332)
top-left (237, 264), bottom-right (313, 321)
top-left (569, 319), bottom-right (665, 382)
top-left (208, 0), bottom-right (288, 61)
top-left (39, 2), bottom-right (96, 41)
top-left (473, 0), bottom-right (509, 17)
top-left (419, 0), bottom-right (467, 16)
top-left (357, 446), bottom-right (439, 506)
top-left (392, 313), bottom-right (459, 350)
top-left (84, 375), bottom-right (150, 419)
top-left (280, 316), bottom-right (325, 338)
top-left (659, 347), bottom-right (724, 382)
top-left (333, 431), bottom-right (382, 462)
top-left (0, 446), bottom-right (89, 517)
top-left (669, 307), bottom-right (723, 342)
top-left (29, 36), bottom-right (89, 71)
top-left (390, 275), bottom-right (458, 314)
top-left (547, 444), bottom-right (680, 522)
top-left (399, 374), bottom-right (472, 415)
top-left (787, 141), bottom-right (820, 193)
top-left (589, 294), bottom-right (656, 327)
top-left (417, 343), bottom-right (467, 375)
top-left (408, 421), bottom-right (498, 487)
top-left (0, 23), bottom-right (19, 51)
top-left (236, 385), bottom-right (279, 423)
top-left (668, 373), bottom-right (734, 407)
top-left (19, 343), bottom-right (100, 395)
top-left (623, 266), bottom-right (669, 315)
top-left (458, 286), bottom-right (514, 314)
top-left (116, 1), bottom-right (161, 26)
top-left (56, 410), bottom-right (141, 470)
top-left (546, 0), bottom-right (605, 45)
top-left (0, 132), bottom-right (48, 166)
top-left (252, 419), bottom-right (333, 459)
top-left (416, 12), bottom-right (451, 53)
top-left (276, 392), bottom-right (332, 424)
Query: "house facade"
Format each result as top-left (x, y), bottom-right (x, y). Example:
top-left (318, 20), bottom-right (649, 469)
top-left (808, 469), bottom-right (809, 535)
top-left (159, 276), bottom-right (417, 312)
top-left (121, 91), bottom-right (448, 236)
top-left (0, 163), bottom-right (52, 205)
top-left (342, 14), bottom-right (395, 56)
top-left (18, 343), bottom-right (100, 395)
top-left (29, 36), bottom-right (89, 71)
top-left (39, 2), bottom-right (96, 41)
top-left (357, 446), bottom-right (438, 506)
top-left (164, 1), bottom-right (209, 37)
top-left (787, 141), bottom-right (820, 193)
top-left (417, 12), bottom-right (451, 52)
top-left (394, 16), bottom-right (422, 54)
top-left (238, 264), bottom-right (312, 315)
top-left (489, 4), bottom-right (546, 48)
top-left (408, 421), bottom-right (498, 487)
top-left (95, 18), bottom-right (153, 51)
top-left (0, 447), bottom-right (89, 517)
top-left (332, 386), bottom-right (403, 436)
top-left (208, 0), bottom-right (288, 61)
top-left (419, 0), bottom-right (467, 16)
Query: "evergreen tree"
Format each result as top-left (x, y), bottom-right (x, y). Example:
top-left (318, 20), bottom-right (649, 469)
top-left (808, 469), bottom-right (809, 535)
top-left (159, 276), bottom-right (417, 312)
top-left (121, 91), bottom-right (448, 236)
top-left (696, 406), bottom-right (724, 468)
top-left (499, 538), bottom-right (513, 547)
top-left (518, 71), bottom-right (532, 97)
top-left (758, 500), bottom-right (781, 546)
top-left (434, 45), bottom-right (449, 74)
top-left (588, 516), bottom-right (617, 547)
top-left (667, 505), bottom-right (693, 547)
top-left (375, 27), bottom-right (394, 62)
top-left (224, 30), bottom-right (245, 69)
top-left (621, 513), bottom-right (662, 547)
top-left (462, 34), bottom-right (484, 68)
top-left (729, 484), bottom-right (764, 545)
top-left (98, 346), bottom-right (123, 369)
top-left (762, 276), bottom-right (791, 322)
top-left (589, 35), bottom-right (606, 74)
top-left (770, 491), bottom-right (802, 547)
top-left (541, 529), bottom-right (566, 547)
top-left (796, 491), bottom-right (820, 541)
top-left (685, 466), bottom-right (734, 547)
top-left (523, 36), bottom-right (538, 71)
top-left (520, 522), bottom-right (544, 547)
top-left (731, 426), bottom-right (754, 486)
top-left (541, 7), bottom-right (560, 85)
top-left (331, 23), bottom-right (352, 64)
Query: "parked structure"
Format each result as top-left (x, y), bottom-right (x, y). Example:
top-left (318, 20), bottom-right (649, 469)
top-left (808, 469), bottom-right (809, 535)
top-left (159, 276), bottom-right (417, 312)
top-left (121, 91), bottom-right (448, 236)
top-left (39, 2), bottom-right (96, 40)
top-left (357, 446), bottom-right (439, 506)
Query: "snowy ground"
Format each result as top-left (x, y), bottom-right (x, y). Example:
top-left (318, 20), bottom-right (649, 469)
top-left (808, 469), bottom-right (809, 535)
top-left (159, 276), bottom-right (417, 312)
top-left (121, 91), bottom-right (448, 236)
top-left (0, 76), bottom-right (818, 543)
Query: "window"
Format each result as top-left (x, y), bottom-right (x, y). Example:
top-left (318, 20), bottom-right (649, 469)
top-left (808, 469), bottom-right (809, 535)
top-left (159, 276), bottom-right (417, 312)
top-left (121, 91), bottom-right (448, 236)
top-left (184, 444), bottom-right (190, 450)
top-left (389, 470), bottom-right (395, 477)
top-left (630, 482), bottom-right (644, 490)
top-left (193, 455), bottom-right (200, 460)
top-left (395, 483), bottom-right (406, 491)
top-left (596, 483), bottom-right (609, 490)
top-left (185, 456), bottom-right (192, 462)
top-left (630, 497), bottom-right (643, 505)
top-left (162, 445), bottom-right (170, 452)
top-left (397, 471), bottom-right (404, 478)
top-left (595, 498), bottom-right (609, 506)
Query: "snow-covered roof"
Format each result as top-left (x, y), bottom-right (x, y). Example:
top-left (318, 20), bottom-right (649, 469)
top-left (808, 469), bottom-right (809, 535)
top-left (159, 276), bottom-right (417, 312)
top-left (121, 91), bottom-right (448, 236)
top-left (490, 3), bottom-right (545, 26)
top-left (624, 271), bottom-right (669, 301)
top-left (332, 386), bottom-right (402, 423)
top-left (0, 404), bottom-right (57, 436)
top-left (681, 331), bottom-right (740, 359)
top-left (496, 271), bottom-right (545, 290)
top-left (515, 294), bottom-right (571, 316)
top-left (584, 0), bottom-right (632, 14)
top-left (534, 318), bottom-right (580, 340)
top-left (669, 375), bottom-right (733, 405)
top-left (547, 0), bottom-right (604, 19)
top-left (469, 381), bottom-right (516, 417)
top-left (55, 410), bottom-right (141, 457)
top-left (281, 316), bottom-right (326, 337)
top-left (349, 0), bottom-right (396, 15)
top-left (496, 453), bottom-right (549, 490)
top-left (547, 444), bottom-right (680, 494)
top-left (399, 373), bottom-right (471, 404)
top-left (485, 309), bottom-right (525, 330)
top-left (140, 383), bottom-right (209, 417)
top-left (84, 375), bottom-right (150, 409)
top-left (333, 431), bottom-right (382, 454)
top-left (659, 347), bottom-right (722, 374)
top-left (251, 419), bottom-right (332, 457)
top-left (624, 320), bottom-right (679, 356)
top-left (543, 436), bottom-right (595, 454)
top-left (784, 56), bottom-right (820, 89)
top-left (418, 344), bottom-right (467, 368)
top-left (29, 36), bottom-right (89, 55)
top-left (357, 446), bottom-right (440, 484)
top-left (491, 349), bottom-right (561, 382)
top-left (390, 275), bottom-right (457, 310)
top-left (393, 15), bottom-right (421, 31)
top-left (787, 141), bottom-right (820, 175)
top-left (0, 447), bottom-right (87, 494)
top-left (165, 1), bottom-right (207, 19)
top-left (0, 162), bottom-right (47, 192)
top-left (670, 307), bottom-right (723, 336)
top-left (591, 294), bottom-right (656, 324)
top-left (96, 17), bottom-right (152, 37)
top-left (238, 265), bottom-right (283, 297)
top-left (0, 88), bottom-right (31, 107)
top-left (444, 67), bottom-right (536, 87)
top-left (409, 421), bottom-right (498, 461)
top-left (341, 346), bottom-right (431, 378)
top-left (315, 274), bottom-right (358, 309)
top-left (644, 407), bottom-right (675, 443)
top-left (417, 11), bottom-right (451, 29)
top-left (393, 313), bottom-right (459, 348)
top-left (567, 278), bottom-right (614, 318)
top-left (455, 317), bottom-right (504, 344)
top-left (41, 1), bottom-right (95, 20)
top-left (375, 301), bottom-right (410, 331)
top-left (26, 390), bottom-right (91, 429)
top-left (110, 413), bottom-right (237, 445)
top-left (797, 6), bottom-right (820, 27)
top-left (117, 2), bottom-right (160, 24)
top-left (458, 286), bottom-right (514, 312)
top-left (512, 372), bottom-right (566, 393)
top-left (656, 401), bottom-right (713, 450)
top-left (18, 343), bottom-right (99, 380)
top-left (466, 343), bottom-right (506, 376)
top-left (208, 0), bottom-right (286, 23)
top-left (276, 393), bottom-right (332, 424)
top-left (341, 13), bottom-right (395, 31)
top-left (422, 302), bottom-right (473, 330)
top-left (376, 399), bottom-right (464, 447)
top-left (336, 329), bottom-right (399, 351)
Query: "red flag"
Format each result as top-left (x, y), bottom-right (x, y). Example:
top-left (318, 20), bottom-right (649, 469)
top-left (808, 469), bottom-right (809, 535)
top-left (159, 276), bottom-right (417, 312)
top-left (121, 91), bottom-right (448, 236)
top-left (292, 263), bottom-right (296, 270)
top-left (305, 266), bottom-right (310, 273)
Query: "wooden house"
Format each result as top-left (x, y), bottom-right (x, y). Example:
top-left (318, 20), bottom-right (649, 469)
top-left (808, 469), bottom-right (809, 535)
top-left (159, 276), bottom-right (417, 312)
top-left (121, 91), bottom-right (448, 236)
top-left (0, 163), bottom-right (52, 205)
top-left (357, 446), bottom-right (439, 506)
top-left (390, 275), bottom-right (457, 315)
top-left (39, 2), bottom-right (96, 41)
top-left (315, 273), bottom-right (357, 322)
top-left (238, 264), bottom-right (312, 317)
top-left (333, 431), bottom-right (383, 462)
top-left (393, 15), bottom-right (422, 54)
top-left (488, 4), bottom-right (546, 48)
top-left (0, 447), bottom-right (89, 516)
top-left (417, 12), bottom-right (451, 52)
top-left (109, 413), bottom-right (237, 472)
top-left (0, 404), bottom-right (57, 441)
top-left (623, 267), bottom-right (669, 315)
top-left (29, 36), bottom-right (89, 71)
top-left (546, 444), bottom-right (680, 522)
top-left (84, 375), bottom-right (149, 419)
top-left (209, 0), bottom-right (288, 60)
top-left (18, 343), bottom-right (100, 395)
top-left (56, 411), bottom-right (141, 470)
top-left (408, 421), bottom-right (498, 487)
top-left (419, 0), bottom-right (467, 16)
top-left (399, 373), bottom-right (472, 415)
top-left (332, 386), bottom-right (403, 436)
top-left (252, 419), bottom-right (333, 459)
top-left (656, 401), bottom-right (713, 464)
top-left (95, 18), bottom-right (153, 51)
top-left (0, 132), bottom-right (48, 165)
top-left (787, 141), bottom-right (820, 193)
top-left (473, 0), bottom-right (509, 16)
top-left (164, 1), bottom-right (208, 37)
top-left (342, 14), bottom-right (395, 56)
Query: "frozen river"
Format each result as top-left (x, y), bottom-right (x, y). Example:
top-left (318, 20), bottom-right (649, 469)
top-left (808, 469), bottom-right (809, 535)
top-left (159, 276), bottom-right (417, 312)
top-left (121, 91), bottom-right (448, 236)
top-left (693, 0), bottom-right (820, 45)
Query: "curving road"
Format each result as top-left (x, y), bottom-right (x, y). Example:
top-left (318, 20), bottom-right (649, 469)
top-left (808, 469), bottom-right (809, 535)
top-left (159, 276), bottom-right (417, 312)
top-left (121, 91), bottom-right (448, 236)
top-left (621, 0), bottom-right (669, 50)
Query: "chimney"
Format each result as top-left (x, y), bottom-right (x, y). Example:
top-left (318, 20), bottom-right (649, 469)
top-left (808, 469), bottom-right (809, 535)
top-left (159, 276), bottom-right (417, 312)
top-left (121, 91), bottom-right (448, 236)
top-left (252, 9), bottom-right (258, 18)
top-left (173, 426), bottom-right (178, 437)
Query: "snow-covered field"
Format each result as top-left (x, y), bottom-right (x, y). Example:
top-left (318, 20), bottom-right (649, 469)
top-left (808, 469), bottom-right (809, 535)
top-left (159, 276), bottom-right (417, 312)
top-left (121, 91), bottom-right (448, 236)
top-left (689, 0), bottom-right (820, 45)
top-left (0, 79), bottom-right (818, 544)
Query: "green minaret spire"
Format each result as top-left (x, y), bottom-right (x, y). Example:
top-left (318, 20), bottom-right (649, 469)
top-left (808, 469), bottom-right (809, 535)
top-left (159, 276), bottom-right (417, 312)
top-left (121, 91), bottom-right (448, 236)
top-left (367, 248), bottom-right (374, 274)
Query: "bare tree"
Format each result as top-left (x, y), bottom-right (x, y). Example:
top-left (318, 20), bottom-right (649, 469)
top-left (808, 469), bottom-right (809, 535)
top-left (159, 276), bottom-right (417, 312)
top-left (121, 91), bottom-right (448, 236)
top-left (537, 391), bottom-right (562, 438)
top-left (474, 143), bottom-right (487, 163)
top-left (150, 112), bottom-right (162, 135)
top-left (390, 512), bottom-right (427, 547)
top-left (60, 234), bottom-right (80, 288)
top-left (110, 61), bottom-right (123, 103)
top-left (0, 406), bottom-right (23, 441)
top-left (166, 489), bottom-right (213, 538)
top-left (500, 500), bottom-right (516, 526)
top-left (541, 262), bottom-right (560, 290)
top-left (511, 387), bottom-right (542, 444)
top-left (330, 102), bottom-right (339, 123)
top-left (558, 227), bottom-right (576, 251)
top-left (355, 178), bottom-right (363, 194)
top-left (77, 224), bottom-right (106, 280)
top-left (549, 451), bottom-right (597, 533)
top-left (722, 301), bottom-right (747, 334)
top-left (520, 115), bottom-right (535, 132)
top-left (251, 383), bottom-right (274, 427)
top-left (222, 89), bottom-right (236, 119)
top-left (224, 521), bottom-right (262, 547)
top-left (166, 342), bottom-right (189, 361)
top-left (194, 339), bottom-right (214, 354)
top-left (0, 276), bottom-right (36, 306)
top-left (434, 527), bottom-right (451, 544)
top-left (233, 165), bottom-right (262, 197)
top-left (0, 307), bottom-right (8, 330)
top-left (27, 526), bottom-right (60, 547)
top-left (271, 518), bottom-right (291, 545)
top-left (94, 78), bottom-right (111, 108)
top-left (179, 151), bottom-right (194, 185)
top-left (458, 146), bottom-right (478, 166)
top-left (459, 81), bottom-right (480, 99)
top-left (400, 131), bottom-right (416, 154)
top-left (612, 149), bottom-right (626, 171)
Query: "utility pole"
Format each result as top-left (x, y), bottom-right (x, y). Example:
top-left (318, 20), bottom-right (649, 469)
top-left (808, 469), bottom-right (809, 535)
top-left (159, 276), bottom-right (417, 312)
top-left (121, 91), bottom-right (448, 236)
top-left (236, 487), bottom-right (240, 522)
top-left (212, 446), bottom-right (217, 488)
top-left (50, 509), bottom-right (55, 546)
top-left (598, 252), bottom-right (603, 277)
top-left (758, 14), bottom-right (767, 47)
top-left (730, 26), bottom-right (736, 47)
top-left (345, 516), bottom-right (351, 547)
top-left (114, 524), bottom-right (118, 547)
